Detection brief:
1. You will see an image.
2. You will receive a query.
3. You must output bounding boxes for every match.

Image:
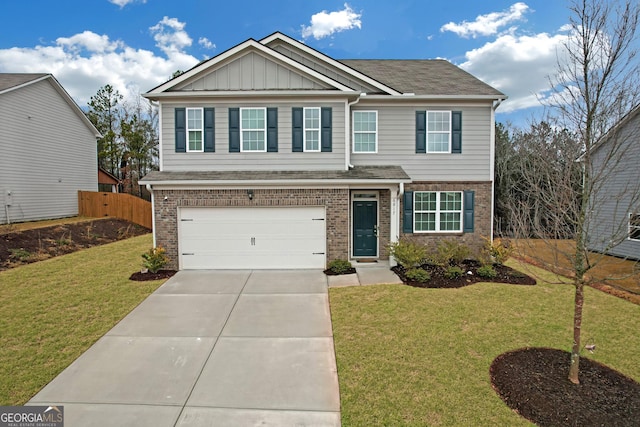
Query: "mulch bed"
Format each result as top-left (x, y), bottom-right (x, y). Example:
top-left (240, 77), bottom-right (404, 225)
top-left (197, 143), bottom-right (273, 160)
top-left (129, 269), bottom-right (177, 281)
top-left (491, 347), bottom-right (640, 426)
top-left (323, 267), bottom-right (357, 275)
top-left (0, 218), bottom-right (149, 271)
top-left (392, 260), bottom-right (537, 288)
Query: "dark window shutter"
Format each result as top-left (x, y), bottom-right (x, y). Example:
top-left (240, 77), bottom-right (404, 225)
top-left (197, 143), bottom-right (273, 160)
top-left (229, 108), bottom-right (240, 152)
top-left (292, 107), bottom-right (303, 152)
top-left (266, 107), bottom-right (278, 152)
top-left (321, 107), bottom-right (332, 152)
top-left (416, 111), bottom-right (426, 153)
top-left (463, 190), bottom-right (474, 233)
top-left (175, 108), bottom-right (186, 153)
top-left (452, 111), bottom-right (462, 154)
top-left (403, 191), bottom-right (414, 233)
top-left (204, 108), bottom-right (215, 152)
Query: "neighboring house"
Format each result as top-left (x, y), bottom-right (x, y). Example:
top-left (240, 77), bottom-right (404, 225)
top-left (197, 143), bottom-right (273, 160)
top-left (140, 32), bottom-right (506, 270)
top-left (0, 74), bottom-right (101, 224)
top-left (98, 167), bottom-right (120, 193)
top-left (587, 104), bottom-right (640, 260)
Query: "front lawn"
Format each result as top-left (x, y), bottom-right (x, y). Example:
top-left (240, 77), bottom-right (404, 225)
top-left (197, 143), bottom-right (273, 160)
top-left (329, 259), bottom-right (640, 426)
top-left (0, 234), bottom-right (165, 405)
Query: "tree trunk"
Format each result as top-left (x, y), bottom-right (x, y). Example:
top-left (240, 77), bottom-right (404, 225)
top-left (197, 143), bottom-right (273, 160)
top-left (568, 280), bottom-right (584, 384)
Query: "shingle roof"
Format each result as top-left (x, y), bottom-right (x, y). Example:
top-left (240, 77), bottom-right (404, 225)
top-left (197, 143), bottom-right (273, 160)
top-left (0, 73), bottom-right (49, 93)
top-left (140, 166), bottom-right (411, 184)
top-left (340, 59), bottom-right (505, 97)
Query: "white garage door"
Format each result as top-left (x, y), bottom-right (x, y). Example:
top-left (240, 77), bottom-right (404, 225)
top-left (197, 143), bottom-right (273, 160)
top-left (178, 206), bottom-right (326, 269)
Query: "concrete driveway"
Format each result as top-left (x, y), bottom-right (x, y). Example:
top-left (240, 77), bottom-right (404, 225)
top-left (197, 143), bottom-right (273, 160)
top-left (29, 270), bottom-right (341, 426)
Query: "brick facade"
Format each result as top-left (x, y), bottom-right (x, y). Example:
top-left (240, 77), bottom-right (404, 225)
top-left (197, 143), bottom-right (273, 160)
top-left (152, 182), bottom-right (491, 269)
top-left (153, 188), bottom-right (350, 270)
top-left (400, 182), bottom-right (492, 255)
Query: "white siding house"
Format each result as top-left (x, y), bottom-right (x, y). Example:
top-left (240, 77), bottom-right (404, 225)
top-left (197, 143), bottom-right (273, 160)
top-left (0, 74), bottom-right (101, 224)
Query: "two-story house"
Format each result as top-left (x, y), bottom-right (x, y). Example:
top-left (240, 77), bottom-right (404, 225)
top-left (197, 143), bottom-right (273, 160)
top-left (140, 32), bottom-right (506, 270)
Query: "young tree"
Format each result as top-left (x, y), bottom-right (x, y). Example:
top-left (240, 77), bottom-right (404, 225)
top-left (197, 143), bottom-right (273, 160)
top-left (87, 85), bottom-right (123, 176)
top-left (508, 0), bottom-right (640, 384)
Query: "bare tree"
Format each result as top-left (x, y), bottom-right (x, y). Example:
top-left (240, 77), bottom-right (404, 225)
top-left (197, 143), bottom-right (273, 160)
top-left (506, 0), bottom-right (640, 384)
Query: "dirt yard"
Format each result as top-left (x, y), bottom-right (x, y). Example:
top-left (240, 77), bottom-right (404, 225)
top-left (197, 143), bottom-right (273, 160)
top-left (0, 218), bottom-right (150, 271)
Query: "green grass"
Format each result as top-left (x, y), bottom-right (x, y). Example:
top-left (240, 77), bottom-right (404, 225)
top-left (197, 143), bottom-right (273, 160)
top-left (329, 259), bottom-right (640, 426)
top-left (0, 234), bottom-right (166, 405)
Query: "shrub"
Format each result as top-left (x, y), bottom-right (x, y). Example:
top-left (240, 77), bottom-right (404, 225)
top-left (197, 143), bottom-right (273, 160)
top-left (388, 239), bottom-right (427, 268)
top-left (142, 246), bottom-right (168, 273)
top-left (328, 259), bottom-right (353, 274)
top-left (405, 268), bottom-right (431, 283)
top-left (432, 239), bottom-right (470, 266)
top-left (477, 265), bottom-right (498, 279)
top-left (9, 248), bottom-right (32, 261)
top-left (481, 236), bottom-right (513, 265)
top-left (444, 266), bottom-right (464, 279)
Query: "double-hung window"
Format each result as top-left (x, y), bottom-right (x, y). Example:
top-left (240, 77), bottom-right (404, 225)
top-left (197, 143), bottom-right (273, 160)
top-left (427, 111), bottom-right (451, 153)
top-left (414, 191), bottom-right (462, 232)
top-left (630, 213), bottom-right (640, 241)
top-left (304, 107), bottom-right (320, 152)
top-left (240, 108), bottom-right (266, 152)
top-left (353, 111), bottom-right (377, 153)
top-left (186, 108), bottom-right (203, 152)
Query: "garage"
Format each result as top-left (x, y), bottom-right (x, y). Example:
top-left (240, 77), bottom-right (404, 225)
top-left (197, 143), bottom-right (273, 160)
top-left (178, 206), bottom-right (326, 269)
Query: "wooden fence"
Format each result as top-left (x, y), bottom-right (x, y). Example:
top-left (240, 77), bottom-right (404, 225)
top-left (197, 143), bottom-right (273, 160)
top-left (78, 191), bottom-right (152, 229)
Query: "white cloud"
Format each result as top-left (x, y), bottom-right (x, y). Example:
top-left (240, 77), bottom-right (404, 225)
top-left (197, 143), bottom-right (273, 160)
top-left (301, 3), bottom-right (362, 40)
top-left (108, 0), bottom-right (146, 7)
top-left (441, 2), bottom-right (530, 38)
top-left (0, 17), bottom-right (200, 107)
top-left (459, 30), bottom-right (569, 113)
top-left (198, 37), bottom-right (215, 50)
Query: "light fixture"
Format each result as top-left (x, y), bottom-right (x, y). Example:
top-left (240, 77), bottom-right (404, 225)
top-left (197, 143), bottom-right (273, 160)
top-left (247, 189), bottom-right (254, 200)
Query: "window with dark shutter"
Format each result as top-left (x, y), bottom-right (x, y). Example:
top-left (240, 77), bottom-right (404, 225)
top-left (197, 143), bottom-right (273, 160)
top-left (204, 108), bottom-right (215, 152)
top-left (463, 190), bottom-right (474, 232)
top-left (403, 191), bottom-right (414, 233)
top-left (266, 107), bottom-right (278, 152)
top-left (321, 107), bottom-right (332, 152)
top-left (229, 108), bottom-right (240, 152)
top-left (292, 107), bottom-right (303, 152)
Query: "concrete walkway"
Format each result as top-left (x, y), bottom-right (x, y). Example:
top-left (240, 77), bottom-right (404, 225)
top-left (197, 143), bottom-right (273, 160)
top-left (29, 270), bottom-right (342, 426)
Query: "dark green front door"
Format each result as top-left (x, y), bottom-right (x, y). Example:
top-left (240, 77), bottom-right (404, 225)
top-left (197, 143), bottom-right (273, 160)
top-left (353, 200), bottom-right (377, 257)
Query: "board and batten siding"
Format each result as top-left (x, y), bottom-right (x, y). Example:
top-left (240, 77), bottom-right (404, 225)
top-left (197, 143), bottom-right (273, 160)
top-left (587, 114), bottom-right (640, 260)
top-left (268, 42), bottom-right (377, 94)
top-left (0, 78), bottom-right (98, 223)
top-left (350, 104), bottom-right (493, 182)
top-left (160, 100), bottom-right (346, 171)
top-left (175, 51), bottom-right (329, 91)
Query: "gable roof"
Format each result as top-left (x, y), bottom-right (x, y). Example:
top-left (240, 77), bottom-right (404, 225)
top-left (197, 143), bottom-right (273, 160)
top-left (145, 31), bottom-right (505, 101)
top-left (340, 60), bottom-right (505, 97)
top-left (0, 73), bottom-right (101, 138)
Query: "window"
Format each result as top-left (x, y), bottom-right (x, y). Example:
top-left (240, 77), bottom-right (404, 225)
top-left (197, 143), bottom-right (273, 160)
top-left (240, 108), bottom-right (266, 152)
top-left (427, 111), bottom-right (451, 153)
top-left (630, 213), bottom-right (640, 241)
top-left (304, 107), bottom-right (320, 152)
top-left (353, 111), bottom-right (377, 153)
top-left (414, 191), bottom-right (462, 232)
top-left (186, 108), bottom-right (203, 152)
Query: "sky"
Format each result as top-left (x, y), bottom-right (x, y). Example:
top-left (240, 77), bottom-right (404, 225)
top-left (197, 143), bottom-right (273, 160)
top-left (0, 0), bottom-right (579, 125)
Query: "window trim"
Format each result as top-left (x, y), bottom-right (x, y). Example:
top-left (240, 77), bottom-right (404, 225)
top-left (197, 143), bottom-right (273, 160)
top-left (413, 191), bottom-right (463, 233)
top-left (186, 107), bottom-right (204, 153)
top-left (630, 213), bottom-right (640, 241)
top-left (352, 110), bottom-right (378, 153)
top-left (303, 107), bottom-right (321, 152)
top-left (426, 110), bottom-right (452, 154)
top-left (240, 107), bottom-right (267, 152)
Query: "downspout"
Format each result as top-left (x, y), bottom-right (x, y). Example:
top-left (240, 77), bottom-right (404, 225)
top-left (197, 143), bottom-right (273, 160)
top-left (490, 98), bottom-right (504, 241)
top-left (345, 95), bottom-right (362, 170)
top-left (147, 184), bottom-right (156, 247)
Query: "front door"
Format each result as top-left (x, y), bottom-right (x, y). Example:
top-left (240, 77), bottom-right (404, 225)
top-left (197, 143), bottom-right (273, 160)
top-left (353, 200), bottom-right (378, 257)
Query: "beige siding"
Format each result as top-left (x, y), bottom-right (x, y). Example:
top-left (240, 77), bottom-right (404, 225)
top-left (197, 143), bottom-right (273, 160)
top-left (0, 79), bottom-right (98, 223)
top-left (176, 52), bottom-right (328, 91)
top-left (350, 104), bottom-right (493, 181)
top-left (161, 100), bottom-right (346, 171)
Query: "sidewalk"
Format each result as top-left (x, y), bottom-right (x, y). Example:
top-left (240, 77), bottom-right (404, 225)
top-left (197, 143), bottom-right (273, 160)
top-left (328, 262), bottom-right (403, 288)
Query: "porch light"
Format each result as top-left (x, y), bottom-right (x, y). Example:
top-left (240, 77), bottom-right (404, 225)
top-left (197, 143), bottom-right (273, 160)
top-left (247, 189), bottom-right (254, 200)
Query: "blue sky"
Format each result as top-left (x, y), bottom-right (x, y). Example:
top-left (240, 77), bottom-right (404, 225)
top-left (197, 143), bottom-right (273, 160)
top-left (1, 0), bottom-right (577, 125)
